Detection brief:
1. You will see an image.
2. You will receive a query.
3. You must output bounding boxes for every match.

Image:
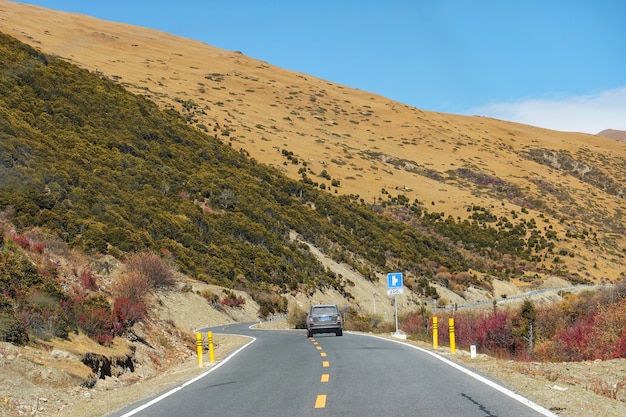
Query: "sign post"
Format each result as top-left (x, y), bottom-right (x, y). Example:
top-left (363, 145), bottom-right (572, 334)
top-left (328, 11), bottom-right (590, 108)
top-left (387, 272), bottom-right (403, 337)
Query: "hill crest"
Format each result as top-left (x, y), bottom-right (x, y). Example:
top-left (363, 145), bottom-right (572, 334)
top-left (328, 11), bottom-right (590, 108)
top-left (598, 129), bottom-right (626, 142)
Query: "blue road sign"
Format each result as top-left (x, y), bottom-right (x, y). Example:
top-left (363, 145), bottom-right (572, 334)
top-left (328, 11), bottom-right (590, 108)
top-left (387, 272), bottom-right (403, 289)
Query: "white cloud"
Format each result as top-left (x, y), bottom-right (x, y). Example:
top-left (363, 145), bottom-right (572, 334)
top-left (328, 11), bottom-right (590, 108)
top-left (468, 87), bottom-right (626, 135)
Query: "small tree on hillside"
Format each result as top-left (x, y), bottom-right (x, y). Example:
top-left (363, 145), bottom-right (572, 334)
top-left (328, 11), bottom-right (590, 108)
top-left (514, 299), bottom-right (536, 354)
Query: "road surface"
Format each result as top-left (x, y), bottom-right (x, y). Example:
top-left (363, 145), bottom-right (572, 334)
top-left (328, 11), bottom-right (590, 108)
top-left (109, 323), bottom-right (556, 417)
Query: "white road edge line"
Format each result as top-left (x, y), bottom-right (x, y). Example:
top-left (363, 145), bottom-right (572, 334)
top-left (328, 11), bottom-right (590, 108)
top-left (361, 333), bottom-right (559, 417)
top-left (118, 328), bottom-right (557, 417)
top-left (117, 335), bottom-right (256, 417)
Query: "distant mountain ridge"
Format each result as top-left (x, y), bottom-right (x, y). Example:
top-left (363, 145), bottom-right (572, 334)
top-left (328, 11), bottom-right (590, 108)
top-left (597, 129), bottom-right (626, 142)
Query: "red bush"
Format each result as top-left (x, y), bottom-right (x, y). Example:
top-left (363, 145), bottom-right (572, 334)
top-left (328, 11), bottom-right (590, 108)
top-left (76, 295), bottom-right (115, 345)
top-left (92, 331), bottom-right (114, 346)
top-left (453, 313), bottom-right (483, 348)
top-left (219, 296), bottom-right (246, 308)
top-left (79, 270), bottom-right (98, 291)
top-left (593, 300), bottom-right (626, 360)
top-left (552, 298), bottom-right (626, 361)
top-left (31, 242), bottom-right (45, 254)
top-left (10, 233), bottom-right (30, 250)
top-left (77, 308), bottom-right (115, 346)
top-left (429, 311), bottom-right (525, 358)
top-left (114, 297), bottom-right (146, 330)
top-left (556, 315), bottom-right (594, 361)
top-left (423, 287), bottom-right (626, 362)
top-left (399, 311), bottom-right (429, 335)
top-left (474, 310), bottom-right (518, 356)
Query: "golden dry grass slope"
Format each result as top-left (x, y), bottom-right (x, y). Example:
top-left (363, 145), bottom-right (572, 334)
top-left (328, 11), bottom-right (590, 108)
top-left (1, 1), bottom-right (625, 282)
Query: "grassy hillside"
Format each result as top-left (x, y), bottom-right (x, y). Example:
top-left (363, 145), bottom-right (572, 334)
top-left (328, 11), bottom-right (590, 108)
top-left (2, 1), bottom-right (624, 285)
top-left (0, 26), bottom-right (612, 337)
top-left (0, 31), bottom-right (476, 314)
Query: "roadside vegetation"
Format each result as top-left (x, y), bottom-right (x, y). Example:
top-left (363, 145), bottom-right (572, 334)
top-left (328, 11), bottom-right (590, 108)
top-left (0, 231), bottom-right (169, 345)
top-left (341, 281), bottom-right (626, 362)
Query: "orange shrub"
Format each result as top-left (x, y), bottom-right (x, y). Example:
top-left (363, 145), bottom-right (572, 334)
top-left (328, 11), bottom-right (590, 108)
top-left (124, 252), bottom-right (175, 289)
top-left (112, 272), bottom-right (151, 304)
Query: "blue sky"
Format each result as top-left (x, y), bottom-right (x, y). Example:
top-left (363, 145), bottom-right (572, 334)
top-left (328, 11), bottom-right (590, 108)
top-left (15, 1), bottom-right (626, 134)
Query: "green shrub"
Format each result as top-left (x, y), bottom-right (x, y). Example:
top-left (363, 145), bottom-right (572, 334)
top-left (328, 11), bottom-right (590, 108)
top-left (0, 296), bottom-right (28, 344)
top-left (288, 304), bottom-right (307, 329)
top-left (343, 307), bottom-right (390, 333)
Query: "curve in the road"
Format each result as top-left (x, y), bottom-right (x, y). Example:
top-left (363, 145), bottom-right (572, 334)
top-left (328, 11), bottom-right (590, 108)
top-left (113, 324), bottom-right (559, 417)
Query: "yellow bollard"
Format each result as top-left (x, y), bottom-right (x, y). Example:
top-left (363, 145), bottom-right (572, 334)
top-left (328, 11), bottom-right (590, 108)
top-left (449, 317), bottom-right (456, 354)
top-left (207, 331), bottom-right (215, 363)
top-left (196, 332), bottom-right (203, 367)
top-left (433, 316), bottom-right (438, 349)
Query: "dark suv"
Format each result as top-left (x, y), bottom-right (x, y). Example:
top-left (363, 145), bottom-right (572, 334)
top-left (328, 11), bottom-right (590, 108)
top-left (307, 304), bottom-right (343, 337)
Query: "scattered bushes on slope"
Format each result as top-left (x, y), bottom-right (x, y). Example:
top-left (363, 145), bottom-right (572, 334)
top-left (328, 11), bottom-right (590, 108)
top-left (397, 281), bottom-right (626, 362)
top-left (0, 31), bottom-right (478, 298)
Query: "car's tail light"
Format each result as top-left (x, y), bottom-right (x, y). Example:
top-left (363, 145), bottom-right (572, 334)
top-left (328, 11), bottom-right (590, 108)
top-left (336, 315), bottom-right (342, 323)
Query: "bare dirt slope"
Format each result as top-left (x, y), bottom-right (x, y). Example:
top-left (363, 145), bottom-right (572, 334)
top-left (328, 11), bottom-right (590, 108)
top-left (1, 0), bottom-right (625, 282)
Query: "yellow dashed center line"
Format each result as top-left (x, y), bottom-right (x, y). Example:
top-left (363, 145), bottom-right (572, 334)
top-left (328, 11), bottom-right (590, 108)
top-left (311, 340), bottom-right (330, 409)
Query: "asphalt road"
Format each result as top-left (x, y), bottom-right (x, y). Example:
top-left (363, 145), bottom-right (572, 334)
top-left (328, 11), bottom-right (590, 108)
top-left (110, 323), bottom-right (557, 417)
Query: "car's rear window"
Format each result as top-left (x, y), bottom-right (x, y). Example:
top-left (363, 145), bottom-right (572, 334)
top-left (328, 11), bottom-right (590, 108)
top-left (311, 306), bottom-right (337, 315)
